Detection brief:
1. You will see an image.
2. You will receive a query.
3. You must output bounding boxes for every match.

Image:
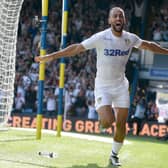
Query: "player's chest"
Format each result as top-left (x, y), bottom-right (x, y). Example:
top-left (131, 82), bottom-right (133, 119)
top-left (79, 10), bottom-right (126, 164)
top-left (99, 38), bottom-right (131, 57)
top-left (102, 37), bottom-right (132, 48)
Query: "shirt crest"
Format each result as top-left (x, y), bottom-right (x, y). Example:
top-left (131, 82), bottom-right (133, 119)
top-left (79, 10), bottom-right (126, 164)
top-left (124, 38), bottom-right (131, 46)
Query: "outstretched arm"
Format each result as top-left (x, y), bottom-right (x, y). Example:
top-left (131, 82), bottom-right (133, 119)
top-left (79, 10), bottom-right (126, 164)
top-left (139, 40), bottom-right (168, 55)
top-left (35, 43), bottom-right (86, 62)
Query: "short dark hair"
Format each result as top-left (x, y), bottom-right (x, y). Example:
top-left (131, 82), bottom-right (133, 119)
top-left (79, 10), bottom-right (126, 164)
top-left (109, 7), bottom-right (125, 18)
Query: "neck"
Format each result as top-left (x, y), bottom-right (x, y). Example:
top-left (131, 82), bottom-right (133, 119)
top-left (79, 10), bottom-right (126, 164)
top-left (111, 27), bottom-right (122, 37)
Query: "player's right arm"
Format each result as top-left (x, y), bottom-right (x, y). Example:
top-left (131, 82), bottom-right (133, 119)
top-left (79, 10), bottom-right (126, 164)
top-left (35, 44), bottom-right (86, 62)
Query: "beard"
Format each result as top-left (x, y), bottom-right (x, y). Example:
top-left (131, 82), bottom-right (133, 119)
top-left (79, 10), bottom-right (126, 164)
top-left (112, 24), bottom-right (124, 33)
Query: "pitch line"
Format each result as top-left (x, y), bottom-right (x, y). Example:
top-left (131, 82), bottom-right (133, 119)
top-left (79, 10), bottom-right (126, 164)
top-left (10, 127), bottom-right (132, 145)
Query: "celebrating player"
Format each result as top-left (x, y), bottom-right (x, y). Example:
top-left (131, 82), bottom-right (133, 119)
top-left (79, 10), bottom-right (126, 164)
top-left (35, 7), bottom-right (168, 166)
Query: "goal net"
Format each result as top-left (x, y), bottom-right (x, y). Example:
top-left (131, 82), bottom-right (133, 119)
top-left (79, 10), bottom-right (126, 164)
top-left (0, 0), bottom-right (24, 126)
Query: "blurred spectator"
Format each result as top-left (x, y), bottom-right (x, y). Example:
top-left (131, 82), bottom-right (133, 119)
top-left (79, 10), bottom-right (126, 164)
top-left (46, 89), bottom-right (57, 116)
top-left (22, 70), bottom-right (32, 90)
top-left (131, 0), bottom-right (145, 35)
top-left (162, 26), bottom-right (168, 41)
top-left (14, 92), bottom-right (25, 113)
top-left (150, 6), bottom-right (168, 41)
top-left (150, 102), bottom-right (159, 120)
top-left (16, 79), bottom-right (25, 98)
top-left (131, 98), bottom-right (146, 135)
top-left (64, 85), bottom-right (76, 117)
top-left (74, 88), bottom-right (87, 118)
top-left (87, 100), bottom-right (98, 120)
top-left (153, 26), bottom-right (162, 41)
top-left (24, 85), bottom-right (37, 113)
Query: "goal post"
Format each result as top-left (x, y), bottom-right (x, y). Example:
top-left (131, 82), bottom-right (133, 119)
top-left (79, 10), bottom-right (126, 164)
top-left (0, 0), bottom-right (24, 126)
top-left (36, 0), bottom-right (49, 140)
top-left (57, 0), bottom-right (69, 137)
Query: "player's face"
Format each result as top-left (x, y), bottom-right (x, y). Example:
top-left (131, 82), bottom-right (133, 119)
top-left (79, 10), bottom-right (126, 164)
top-left (108, 9), bottom-right (125, 33)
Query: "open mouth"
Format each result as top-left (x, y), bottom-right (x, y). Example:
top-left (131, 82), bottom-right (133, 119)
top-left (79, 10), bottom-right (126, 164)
top-left (113, 22), bottom-right (123, 32)
top-left (115, 22), bottom-right (123, 30)
top-left (115, 23), bottom-right (122, 27)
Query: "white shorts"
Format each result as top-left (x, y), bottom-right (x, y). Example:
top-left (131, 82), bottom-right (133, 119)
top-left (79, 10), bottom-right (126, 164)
top-left (94, 83), bottom-right (130, 110)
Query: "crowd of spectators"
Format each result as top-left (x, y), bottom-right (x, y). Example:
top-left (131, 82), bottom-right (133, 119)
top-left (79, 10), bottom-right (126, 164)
top-left (150, 3), bottom-right (168, 41)
top-left (129, 86), bottom-right (158, 122)
top-left (13, 0), bottom-right (165, 123)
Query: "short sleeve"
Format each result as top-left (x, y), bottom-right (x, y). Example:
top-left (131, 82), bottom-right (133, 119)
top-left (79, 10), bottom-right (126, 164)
top-left (132, 34), bottom-right (143, 48)
top-left (81, 33), bottom-right (100, 50)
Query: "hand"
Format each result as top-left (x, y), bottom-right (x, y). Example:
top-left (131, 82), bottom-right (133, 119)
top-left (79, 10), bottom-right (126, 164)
top-left (34, 56), bottom-right (42, 62)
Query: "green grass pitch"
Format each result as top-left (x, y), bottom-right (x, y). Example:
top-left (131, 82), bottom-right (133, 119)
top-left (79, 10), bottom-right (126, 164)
top-left (0, 128), bottom-right (167, 168)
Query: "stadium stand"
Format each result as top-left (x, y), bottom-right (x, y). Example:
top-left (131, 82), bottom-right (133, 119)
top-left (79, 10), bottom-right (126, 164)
top-left (13, 0), bottom-right (168, 125)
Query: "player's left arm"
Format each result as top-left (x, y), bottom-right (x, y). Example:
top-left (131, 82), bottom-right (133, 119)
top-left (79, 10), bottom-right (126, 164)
top-left (139, 40), bottom-right (168, 55)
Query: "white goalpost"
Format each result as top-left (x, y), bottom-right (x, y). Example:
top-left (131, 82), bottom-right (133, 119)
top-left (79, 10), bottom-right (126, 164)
top-left (0, 0), bottom-right (24, 126)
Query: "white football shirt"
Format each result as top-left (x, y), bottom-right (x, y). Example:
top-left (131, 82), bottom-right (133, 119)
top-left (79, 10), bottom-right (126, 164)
top-left (81, 28), bottom-right (142, 88)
